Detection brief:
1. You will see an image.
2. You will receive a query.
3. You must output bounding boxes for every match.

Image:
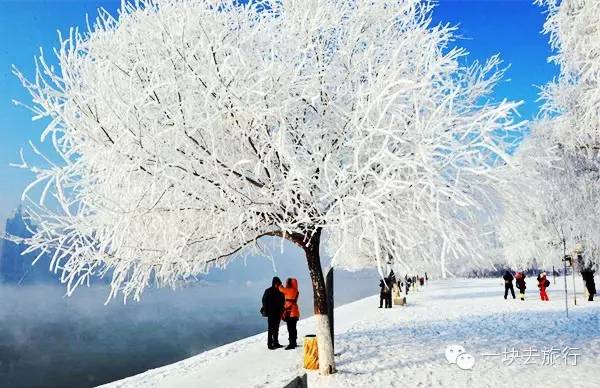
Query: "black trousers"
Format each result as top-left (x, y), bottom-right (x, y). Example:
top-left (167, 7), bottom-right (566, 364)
top-left (380, 293), bottom-right (391, 308)
top-left (267, 316), bottom-right (281, 347)
top-left (504, 284), bottom-right (515, 299)
top-left (586, 284), bottom-right (595, 301)
top-left (380, 293), bottom-right (392, 308)
top-left (286, 317), bottom-right (298, 346)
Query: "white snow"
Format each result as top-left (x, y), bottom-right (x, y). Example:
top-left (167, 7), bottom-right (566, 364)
top-left (101, 276), bottom-right (600, 388)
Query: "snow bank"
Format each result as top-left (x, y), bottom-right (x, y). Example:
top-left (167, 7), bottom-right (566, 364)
top-left (101, 277), bottom-right (600, 388)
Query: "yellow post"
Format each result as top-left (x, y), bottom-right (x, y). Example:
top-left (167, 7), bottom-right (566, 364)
top-left (303, 335), bottom-right (319, 370)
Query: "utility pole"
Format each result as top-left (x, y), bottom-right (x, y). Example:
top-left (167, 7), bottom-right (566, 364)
top-left (572, 254), bottom-right (577, 306)
top-left (326, 267), bottom-right (334, 353)
top-left (563, 238), bottom-right (569, 318)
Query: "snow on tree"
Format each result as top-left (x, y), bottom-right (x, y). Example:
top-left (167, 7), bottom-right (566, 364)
top-left (13, 0), bottom-right (523, 373)
top-left (495, 125), bottom-right (566, 269)
top-left (499, 1), bottom-right (600, 270)
top-left (498, 123), bottom-right (600, 270)
top-left (536, 0), bottom-right (600, 148)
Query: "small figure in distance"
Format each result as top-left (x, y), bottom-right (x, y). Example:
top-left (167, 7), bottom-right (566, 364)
top-left (537, 272), bottom-right (550, 301)
top-left (503, 270), bottom-right (516, 300)
top-left (581, 266), bottom-right (596, 301)
top-left (379, 277), bottom-right (390, 308)
top-left (515, 272), bottom-right (526, 301)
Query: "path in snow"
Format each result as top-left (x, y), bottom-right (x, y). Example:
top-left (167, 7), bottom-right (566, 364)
top-left (102, 277), bottom-right (600, 388)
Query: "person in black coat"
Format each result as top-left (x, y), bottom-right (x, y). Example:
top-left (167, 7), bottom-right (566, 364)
top-left (385, 277), bottom-right (393, 308)
top-left (503, 270), bottom-right (515, 299)
top-left (389, 270), bottom-right (397, 286)
top-left (379, 278), bottom-right (390, 308)
top-left (261, 276), bottom-right (285, 349)
top-left (581, 267), bottom-right (596, 301)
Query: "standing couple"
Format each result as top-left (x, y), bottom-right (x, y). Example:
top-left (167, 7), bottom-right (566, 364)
top-left (261, 276), bottom-right (300, 350)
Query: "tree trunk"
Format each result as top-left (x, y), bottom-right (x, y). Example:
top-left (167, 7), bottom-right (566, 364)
top-left (303, 229), bottom-right (335, 375)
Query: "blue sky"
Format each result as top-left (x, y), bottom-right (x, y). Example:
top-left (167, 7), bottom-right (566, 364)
top-left (0, 0), bottom-right (557, 226)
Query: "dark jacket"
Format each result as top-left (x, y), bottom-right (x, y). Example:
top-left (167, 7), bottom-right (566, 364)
top-left (503, 271), bottom-right (514, 283)
top-left (380, 278), bottom-right (391, 294)
top-left (262, 285), bottom-right (284, 318)
top-left (537, 274), bottom-right (549, 289)
top-left (388, 271), bottom-right (397, 285)
top-left (581, 269), bottom-right (596, 294)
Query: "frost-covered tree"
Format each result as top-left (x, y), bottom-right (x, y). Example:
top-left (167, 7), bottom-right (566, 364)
top-left (500, 1), bottom-right (600, 270)
top-left (536, 0), bottom-right (600, 148)
top-left (14, 0), bottom-right (523, 373)
top-left (496, 125), bottom-right (566, 269)
top-left (498, 125), bottom-right (600, 270)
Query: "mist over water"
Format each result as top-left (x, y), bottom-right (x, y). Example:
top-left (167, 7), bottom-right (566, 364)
top-left (0, 262), bottom-right (377, 388)
top-left (0, 283), bottom-right (267, 388)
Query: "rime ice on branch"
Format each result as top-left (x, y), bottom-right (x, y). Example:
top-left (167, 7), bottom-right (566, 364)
top-left (498, 1), bottom-right (600, 269)
top-left (536, 0), bottom-right (600, 148)
top-left (14, 0), bottom-right (523, 374)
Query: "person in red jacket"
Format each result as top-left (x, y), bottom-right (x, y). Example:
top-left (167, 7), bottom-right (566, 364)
top-left (278, 278), bottom-right (300, 350)
top-left (515, 272), bottom-right (526, 301)
top-left (537, 272), bottom-right (550, 301)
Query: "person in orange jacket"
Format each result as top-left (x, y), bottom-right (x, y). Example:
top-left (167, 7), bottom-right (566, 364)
top-left (278, 278), bottom-right (300, 350)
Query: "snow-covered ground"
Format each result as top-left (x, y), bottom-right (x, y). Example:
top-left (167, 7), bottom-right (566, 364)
top-left (102, 276), bottom-right (600, 388)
